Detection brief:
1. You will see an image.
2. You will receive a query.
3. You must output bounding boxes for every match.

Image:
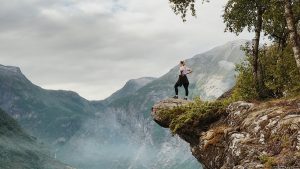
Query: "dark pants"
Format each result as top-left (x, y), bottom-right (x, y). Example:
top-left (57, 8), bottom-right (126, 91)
top-left (174, 75), bottom-right (189, 96)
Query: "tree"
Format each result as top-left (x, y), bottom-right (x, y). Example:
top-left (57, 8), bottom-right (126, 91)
top-left (263, 1), bottom-right (289, 51)
top-left (283, 0), bottom-right (300, 73)
top-left (223, 0), bottom-right (269, 97)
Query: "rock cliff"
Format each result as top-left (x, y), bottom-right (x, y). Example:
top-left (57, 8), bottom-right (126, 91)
top-left (152, 98), bottom-right (300, 169)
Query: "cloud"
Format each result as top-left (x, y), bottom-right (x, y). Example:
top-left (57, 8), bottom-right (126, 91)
top-left (0, 0), bottom-right (252, 100)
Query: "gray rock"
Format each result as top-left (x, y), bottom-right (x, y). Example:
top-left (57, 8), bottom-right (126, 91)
top-left (152, 98), bottom-right (300, 169)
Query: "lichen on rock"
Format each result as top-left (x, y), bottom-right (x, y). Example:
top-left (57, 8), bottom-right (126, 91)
top-left (151, 97), bottom-right (300, 169)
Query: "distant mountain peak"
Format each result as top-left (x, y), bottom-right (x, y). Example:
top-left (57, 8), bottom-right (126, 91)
top-left (105, 77), bottom-right (157, 104)
top-left (0, 64), bottom-right (22, 74)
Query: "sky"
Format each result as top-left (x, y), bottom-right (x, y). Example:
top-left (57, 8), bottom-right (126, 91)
top-left (0, 0), bottom-right (253, 100)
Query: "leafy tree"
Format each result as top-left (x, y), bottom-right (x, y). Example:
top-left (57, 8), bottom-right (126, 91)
top-left (261, 44), bottom-right (300, 96)
top-left (223, 0), bottom-right (270, 97)
top-left (263, 1), bottom-right (289, 51)
top-left (282, 0), bottom-right (300, 73)
top-left (233, 43), bottom-right (300, 100)
top-left (232, 57), bottom-right (258, 100)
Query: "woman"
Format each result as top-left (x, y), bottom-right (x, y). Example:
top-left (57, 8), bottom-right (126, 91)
top-left (173, 60), bottom-right (192, 100)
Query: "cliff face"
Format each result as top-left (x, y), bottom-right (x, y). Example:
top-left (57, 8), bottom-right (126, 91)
top-left (152, 98), bottom-right (300, 169)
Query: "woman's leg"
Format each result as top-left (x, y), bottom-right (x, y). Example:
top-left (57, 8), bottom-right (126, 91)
top-left (174, 82), bottom-right (179, 95)
top-left (183, 83), bottom-right (189, 96)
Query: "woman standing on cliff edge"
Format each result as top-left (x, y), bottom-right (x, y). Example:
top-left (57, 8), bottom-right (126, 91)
top-left (173, 60), bottom-right (192, 100)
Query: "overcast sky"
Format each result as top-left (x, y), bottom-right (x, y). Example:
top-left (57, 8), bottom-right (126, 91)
top-left (0, 0), bottom-right (252, 100)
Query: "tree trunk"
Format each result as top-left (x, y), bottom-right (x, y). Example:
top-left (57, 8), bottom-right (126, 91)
top-left (284, 0), bottom-right (300, 74)
top-left (253, 6), bottom-right (263, 96)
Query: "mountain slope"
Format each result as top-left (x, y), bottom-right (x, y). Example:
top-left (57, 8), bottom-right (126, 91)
top-left (0, 64), bottom-right (97, 144)
top-left (105, 77), bottom-right (156, 104)
top-left (0, 108), bottom-right (74, 169)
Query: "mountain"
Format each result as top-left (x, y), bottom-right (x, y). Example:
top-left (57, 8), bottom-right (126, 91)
top-left (0, 64), bottom-right (96, 144)
top-left (105, 77), bottom-right (157, 104)
top-left (0, 40), bottom-right (247, 169)
top-left (0, 108), bottom-right (74, 169)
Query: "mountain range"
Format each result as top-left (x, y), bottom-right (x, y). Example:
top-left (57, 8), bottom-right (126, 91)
top-left (0, 40), bottom-right (247, 169)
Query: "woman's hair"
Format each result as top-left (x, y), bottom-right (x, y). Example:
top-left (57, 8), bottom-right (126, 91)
top-left (180, 60), bottom-right (185, 65)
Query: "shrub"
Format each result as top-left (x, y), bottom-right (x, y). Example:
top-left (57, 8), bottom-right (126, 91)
top-left (232, 58), bottom-right (258, 101)
top-left (158, 98), bottom-right (229, 134)
top-left (232, 43), bottom-right (300, 101)
top-left (259, 155), bottom-right (277, 169)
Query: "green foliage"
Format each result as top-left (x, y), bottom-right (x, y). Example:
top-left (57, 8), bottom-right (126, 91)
top-left (261, 44), bottom-right (300, 96)
top-left (232, 43), bottom-right (300, 100)
top-left (157, 98), bottom-right (229, 134)
top-left (263, 0), bottom-right (300, 46)
top-left (232, 58), bottom-right (259, 101)
top-left (223, 0), bottom-right (264, 34)
top-left (169, 0), bottom-right (196, 22)
top-left (168, 0), bottom-right (209, 22)
top-left (263, 1), bottom-right (288, 43)
top-left (259, 155), bottom-right (277, 168)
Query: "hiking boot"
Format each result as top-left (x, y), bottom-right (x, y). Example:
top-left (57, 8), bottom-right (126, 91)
top-left (173, 95), bottom-right (178, 99)
top-left (184, 97), bottom-right (188, 100)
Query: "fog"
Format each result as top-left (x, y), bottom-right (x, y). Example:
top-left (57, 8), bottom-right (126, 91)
top-left (56, 109), bottom-right (202, 169)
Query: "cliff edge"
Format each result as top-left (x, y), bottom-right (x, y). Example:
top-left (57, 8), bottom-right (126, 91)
top-left (151, 98), bottom-right (300, 169)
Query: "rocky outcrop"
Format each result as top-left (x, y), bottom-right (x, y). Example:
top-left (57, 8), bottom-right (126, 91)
top-left (152, 98), bottom-right (300, 169)
top-left (151, 98), bottom-right (191, 128)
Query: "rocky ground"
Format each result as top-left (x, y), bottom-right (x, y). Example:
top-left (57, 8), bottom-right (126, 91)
top-left (152, 98), bottom-right (300, 169)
